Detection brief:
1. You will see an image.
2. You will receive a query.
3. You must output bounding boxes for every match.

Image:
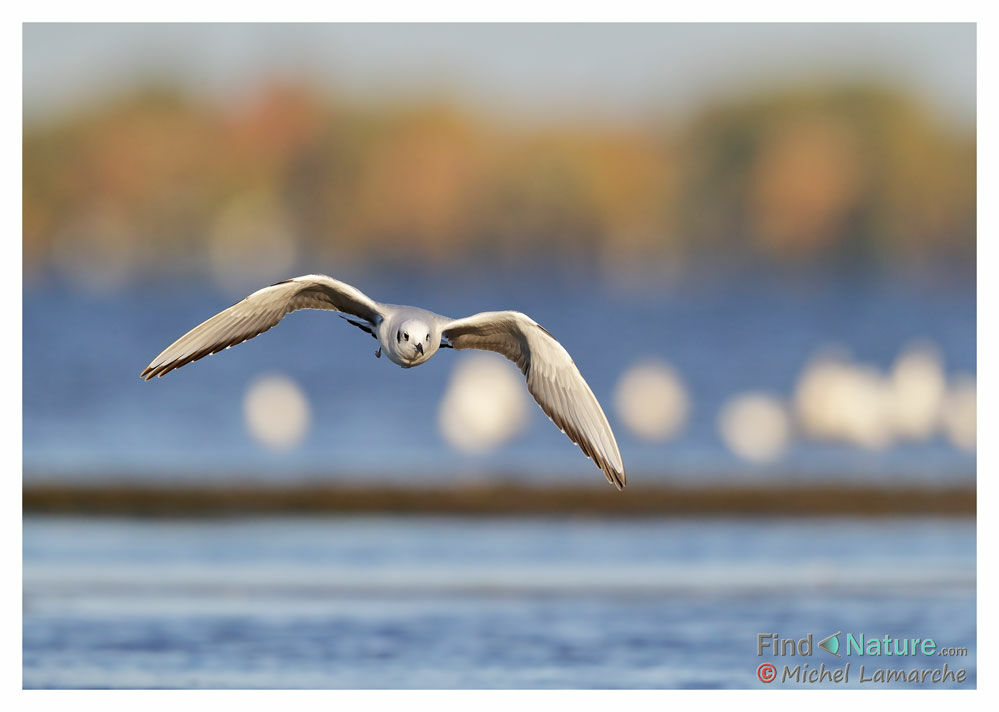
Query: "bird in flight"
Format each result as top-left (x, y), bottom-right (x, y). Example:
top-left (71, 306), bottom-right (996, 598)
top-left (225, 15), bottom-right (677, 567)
top-left (141, 274), bottom-right (626, 489)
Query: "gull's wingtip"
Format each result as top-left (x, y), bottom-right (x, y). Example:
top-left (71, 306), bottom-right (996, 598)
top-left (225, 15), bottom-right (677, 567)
top-left (140, 364), bottom-right (161, 380)
top-left (604, 466), bottom-right (626, 491)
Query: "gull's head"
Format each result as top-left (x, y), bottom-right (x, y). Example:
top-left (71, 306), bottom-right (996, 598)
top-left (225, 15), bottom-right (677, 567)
top-left (395, 318), bottom-right (436, 366)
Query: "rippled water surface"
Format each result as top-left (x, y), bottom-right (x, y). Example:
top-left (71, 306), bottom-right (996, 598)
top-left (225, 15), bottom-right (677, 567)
top-left (23, 516), bottom-right (976, 689)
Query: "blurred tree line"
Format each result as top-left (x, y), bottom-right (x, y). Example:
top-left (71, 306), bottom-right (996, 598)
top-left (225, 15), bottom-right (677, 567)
top-left (23, 82), bottom-right (974, 281)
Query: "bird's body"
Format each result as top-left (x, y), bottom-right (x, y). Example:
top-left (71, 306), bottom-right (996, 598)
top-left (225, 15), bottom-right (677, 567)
top-left (141, 274), bottom-right (626, 489)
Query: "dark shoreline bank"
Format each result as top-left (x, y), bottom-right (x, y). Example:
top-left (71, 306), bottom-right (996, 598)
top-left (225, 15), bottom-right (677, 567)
top-left (22, 482), bottom-right (975, 518)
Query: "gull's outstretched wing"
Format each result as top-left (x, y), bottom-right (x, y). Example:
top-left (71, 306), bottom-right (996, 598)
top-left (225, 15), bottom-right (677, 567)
top-left (141, 274), bottom-right (383, 380)
top-left (442, 311), bottom-right (626, 489)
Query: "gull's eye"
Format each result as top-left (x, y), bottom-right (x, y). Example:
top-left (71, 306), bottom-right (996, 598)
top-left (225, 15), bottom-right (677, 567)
top-left (403, 332), bottom-right (409, 341)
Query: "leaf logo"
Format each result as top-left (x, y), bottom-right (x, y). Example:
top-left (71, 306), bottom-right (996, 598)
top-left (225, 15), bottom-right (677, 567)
top-left (818, 631), bottom-right (842, 657)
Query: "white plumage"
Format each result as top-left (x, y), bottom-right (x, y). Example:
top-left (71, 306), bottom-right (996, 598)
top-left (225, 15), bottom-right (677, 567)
top-left (142, 274), bottom-right (626, 489)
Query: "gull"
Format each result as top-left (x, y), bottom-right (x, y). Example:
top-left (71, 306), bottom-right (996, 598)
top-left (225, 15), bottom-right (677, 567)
top-left (141, 275), bottom-right (626, 489)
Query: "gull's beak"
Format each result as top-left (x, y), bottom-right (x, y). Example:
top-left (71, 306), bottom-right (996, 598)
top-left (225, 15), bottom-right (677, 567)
top-left (416, 343), bottom-right (424, 355)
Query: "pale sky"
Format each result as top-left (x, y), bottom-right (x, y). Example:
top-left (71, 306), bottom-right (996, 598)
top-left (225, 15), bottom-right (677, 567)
top-left (23, 23), bottom-right (975, 126)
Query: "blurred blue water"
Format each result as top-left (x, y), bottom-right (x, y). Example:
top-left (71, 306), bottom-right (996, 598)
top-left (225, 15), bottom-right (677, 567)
top-left (22, 265), bottom-right (975, 483)
top-left (22, 516), bottom-right (975, 689)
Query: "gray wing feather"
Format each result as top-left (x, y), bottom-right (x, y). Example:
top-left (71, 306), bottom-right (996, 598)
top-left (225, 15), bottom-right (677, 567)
top-left (442, 311), bottom-right (626, 489)
top-left (140, 274), bottom-right (382, 380)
